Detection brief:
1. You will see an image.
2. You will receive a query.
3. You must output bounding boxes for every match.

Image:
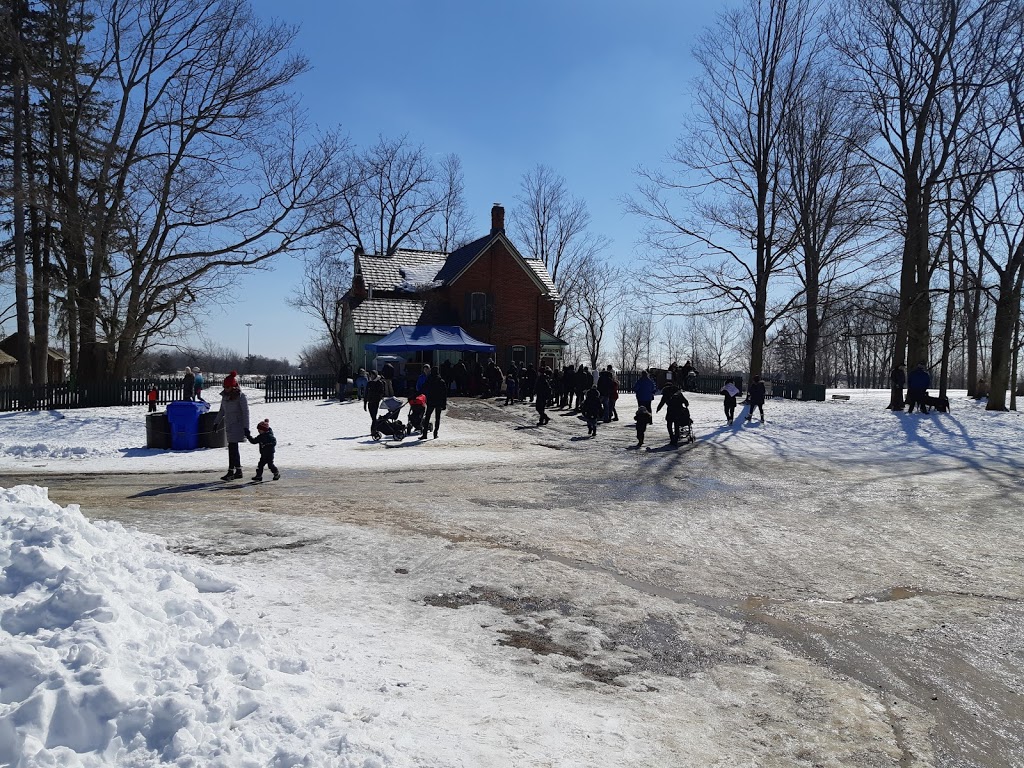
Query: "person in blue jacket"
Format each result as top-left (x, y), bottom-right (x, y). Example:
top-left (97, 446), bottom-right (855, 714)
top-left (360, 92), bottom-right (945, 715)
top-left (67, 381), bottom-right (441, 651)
top-left (906, 361), bottom-right (932, 413)
top-left (633, 369), bottom-right (658, 414)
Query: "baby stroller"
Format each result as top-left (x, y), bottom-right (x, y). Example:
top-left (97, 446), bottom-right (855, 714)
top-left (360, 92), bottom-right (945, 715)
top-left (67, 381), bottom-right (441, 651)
top-left (666, 404), bottom-right (695, 446)
top-left (372, 397), bottom-right (407, 441)
top-left (677, 406), bottom-right (695, 444)
top-left (406, 393), bottom-right (428, 434)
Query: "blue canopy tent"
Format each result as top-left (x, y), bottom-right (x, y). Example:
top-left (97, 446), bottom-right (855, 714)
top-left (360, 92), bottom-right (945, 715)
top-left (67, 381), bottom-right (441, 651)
top-left (365, 325), bottom-right (495, 354)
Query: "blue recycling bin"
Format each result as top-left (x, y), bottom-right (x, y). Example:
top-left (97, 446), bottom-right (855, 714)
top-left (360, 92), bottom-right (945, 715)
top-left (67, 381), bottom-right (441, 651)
top-left (166, 400), bottom-right (210, 450)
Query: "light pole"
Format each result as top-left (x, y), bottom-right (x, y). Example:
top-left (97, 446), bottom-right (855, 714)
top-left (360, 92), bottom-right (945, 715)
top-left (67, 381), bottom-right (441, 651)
top-left (245, 323), bottom-right (252, 359)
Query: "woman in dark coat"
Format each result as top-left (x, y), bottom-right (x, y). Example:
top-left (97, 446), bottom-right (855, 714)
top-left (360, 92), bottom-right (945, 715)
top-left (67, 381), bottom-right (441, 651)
top-left (364, 370), bottom-right (385, 429)
top-left (745, 375), bottom-right (767, 422)
top-left (182, 367), bottom-right (195, 401)
top-left (421, 369), bottom-right (448, 439)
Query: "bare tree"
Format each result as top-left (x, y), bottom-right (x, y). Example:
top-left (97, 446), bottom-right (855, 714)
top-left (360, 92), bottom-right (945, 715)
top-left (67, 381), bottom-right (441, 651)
top-left (423, 154), bottom-right (473, 253)
top-left (699, 313), bottom-right (744, 374)
top-left (781, 65), bottom-right (879, 386)
top-left (289, 248), bottom-right (352, 378)
top-left (39, 0), bottom-right (348, 382)
top-left (834, 0), bottom-right (1018, 408)
top-left (510, 165), bottom-right (609, 337)
top-left (330, 135), bottom-right (461, 258)
top-left (614, 312), bottom-right (647, 370)
top-left (569, 258), bottom-right (621, 369)
top-left (630, 0), bottom-right (821, 377)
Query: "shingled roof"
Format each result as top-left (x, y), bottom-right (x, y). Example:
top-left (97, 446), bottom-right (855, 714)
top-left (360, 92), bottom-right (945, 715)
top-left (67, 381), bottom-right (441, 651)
top-left (357, 249), bottom-right (447, 293)
top-left (350, 298), bottom-right (428, 335)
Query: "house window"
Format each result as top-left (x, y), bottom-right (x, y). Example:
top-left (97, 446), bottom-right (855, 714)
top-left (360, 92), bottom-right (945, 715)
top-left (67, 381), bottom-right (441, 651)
top-left (470, 292), bottom-right (487, 323)
top-left (511, 346), bottom-right (526, 364)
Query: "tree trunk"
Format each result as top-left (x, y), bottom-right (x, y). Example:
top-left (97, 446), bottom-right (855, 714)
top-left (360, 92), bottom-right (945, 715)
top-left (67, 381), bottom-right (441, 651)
top-left (11, 21), bottom-right (34, 395)
top-left (28, 95), bottom-right (51, 388)
top-left (1011, 305), bottom-right (1020, 412)
top-left (939, 231), bottom-right (956, 397)
top-left (802, 263), bottom-right (820, 387)
top-left (987, 247), bottom-right (1024, 410)
top-left (963, 245), bottom-right (981, 398)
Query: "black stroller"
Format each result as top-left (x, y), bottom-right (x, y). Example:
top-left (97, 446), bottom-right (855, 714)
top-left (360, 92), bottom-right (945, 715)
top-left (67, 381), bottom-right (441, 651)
top-left (372, 397), bottom-right (407, 441)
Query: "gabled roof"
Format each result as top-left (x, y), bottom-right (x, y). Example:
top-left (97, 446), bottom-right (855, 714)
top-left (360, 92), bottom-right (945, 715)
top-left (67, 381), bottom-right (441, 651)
top-left (357, 248), bottom-right (447, 293)
top-left (353, 233), bottom-right (560, 300)
top-left (433, 235), bottom-right (493, 285)
top-left (349, 298), bottom-right (428, 336)
top-left (434, 233), bottom-right (560, 300)
top-left (0, 349), bottom-right (16, 365)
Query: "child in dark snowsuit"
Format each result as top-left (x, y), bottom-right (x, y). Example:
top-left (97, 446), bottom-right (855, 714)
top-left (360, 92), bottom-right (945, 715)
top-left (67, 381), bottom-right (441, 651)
top-left (634, 406), bottom-right (653, 446)
top-left (247, 419), bottom-right (280, 481)
top-left (582, 387), bottom-right (603, 436)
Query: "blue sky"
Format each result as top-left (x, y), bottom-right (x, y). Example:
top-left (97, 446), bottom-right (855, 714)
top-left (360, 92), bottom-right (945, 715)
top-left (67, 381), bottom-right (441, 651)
top-left (209, 0), bottom-right (719, 360)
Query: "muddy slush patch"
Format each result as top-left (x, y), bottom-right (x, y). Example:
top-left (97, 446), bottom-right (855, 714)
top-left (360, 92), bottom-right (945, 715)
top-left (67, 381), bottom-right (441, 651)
top-left (424, 586), bottom-right (757, 685)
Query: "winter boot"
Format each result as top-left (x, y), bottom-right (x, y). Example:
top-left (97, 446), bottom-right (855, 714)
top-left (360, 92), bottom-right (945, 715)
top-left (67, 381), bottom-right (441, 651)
top-left (251, 474), bottom-right (263, 482)
top-left (232, 468), bottom-right (243, 479)
top-left (272, 471), bottom-right (281, 480)
top-left (221, 470), bottom-right (235, 481)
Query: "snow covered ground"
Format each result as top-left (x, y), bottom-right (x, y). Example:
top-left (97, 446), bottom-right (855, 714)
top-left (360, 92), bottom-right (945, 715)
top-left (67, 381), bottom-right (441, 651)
top-left (1, 388), bottom-right (1022, 766)
top-left (0, 386), bottom-right (1019, 474)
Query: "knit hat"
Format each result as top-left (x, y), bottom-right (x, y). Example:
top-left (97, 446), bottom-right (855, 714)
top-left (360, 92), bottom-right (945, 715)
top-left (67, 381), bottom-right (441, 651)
top-left (257, 419), bottom-right (270, 432)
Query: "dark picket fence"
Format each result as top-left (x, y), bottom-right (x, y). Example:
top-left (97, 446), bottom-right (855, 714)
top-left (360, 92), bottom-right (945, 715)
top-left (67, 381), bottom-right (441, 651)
top-left (0, 378), bottom-right (187, 412)
top-left (264, 373), bottom-right (336, 402)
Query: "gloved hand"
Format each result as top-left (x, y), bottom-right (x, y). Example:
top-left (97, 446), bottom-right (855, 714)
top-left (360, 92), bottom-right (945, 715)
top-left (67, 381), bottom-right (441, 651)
top-left (244, 429), bottom-right (252, 438)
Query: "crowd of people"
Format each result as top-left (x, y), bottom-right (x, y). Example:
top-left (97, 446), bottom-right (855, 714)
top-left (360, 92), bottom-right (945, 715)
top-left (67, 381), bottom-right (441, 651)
top-left (347, 357), bottom-right (777, 448)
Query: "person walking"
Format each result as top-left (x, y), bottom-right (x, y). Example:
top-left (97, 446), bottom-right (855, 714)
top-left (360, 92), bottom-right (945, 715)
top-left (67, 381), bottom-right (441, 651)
top-left (634, 405), bottom-right (653, 447)
top-left (574, 365), bottom-right (591, 411)
top-left (657, 381), bottom-right (690, 445)
top-left (906, 362), bottom-right (931, 413)
top-left (147, 384), bottom-right (159, 413)
top-left (582, 386), bottom-right (602, 436)
top-left (246, 418), bottom-right (280, 481)
top-left (365, 370), bottom-right (385, 430)
top-left (214, 384), bottom-right (250, 480)
top-left (504, 373), bottom-right (518, 405)
top-left (745, 374), bottom-right (767, 422)
top-left (380, 360), bottom-right (395, 396)
top-left (421, 368), bottom-right (448, 439)
top-left (182, 367), bottom-right (195, 401)
top-left (890, 363), bottom-right (907, 409)
top-left (634, 369), bottom-right (657, 415)
top-left (535, 370), bottom-right (552, 426)
top-left (721, 378), bottom-right (740, 425)
top-left (192, 369), bottom-right (205, 402)
top-left (597, 366), bottom-right (615, 422)
top-left (416, 364), bottom-right (431, 394)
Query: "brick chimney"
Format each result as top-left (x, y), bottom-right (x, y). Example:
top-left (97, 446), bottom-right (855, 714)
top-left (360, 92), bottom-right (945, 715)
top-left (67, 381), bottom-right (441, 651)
top-left (490, 203), bottom-right (505, 235)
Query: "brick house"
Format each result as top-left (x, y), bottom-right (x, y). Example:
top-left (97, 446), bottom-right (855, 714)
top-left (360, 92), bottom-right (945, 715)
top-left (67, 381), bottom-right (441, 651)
top-left (341, 204), bottom-right (566, 371)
